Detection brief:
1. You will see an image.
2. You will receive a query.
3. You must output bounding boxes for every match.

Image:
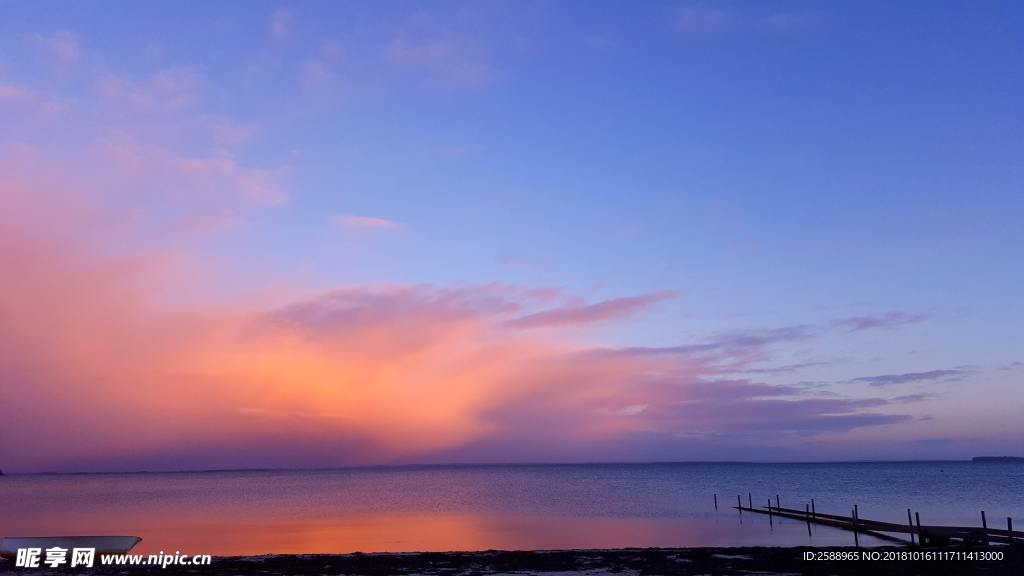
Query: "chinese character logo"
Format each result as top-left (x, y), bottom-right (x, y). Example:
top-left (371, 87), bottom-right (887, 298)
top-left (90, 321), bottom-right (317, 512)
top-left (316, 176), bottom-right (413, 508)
top-left (15, 548), bottom-right (41, 567)
top-left (44, 546), bottom-right (68, 567)
top-left (71, 547), bottom-right (96, 567)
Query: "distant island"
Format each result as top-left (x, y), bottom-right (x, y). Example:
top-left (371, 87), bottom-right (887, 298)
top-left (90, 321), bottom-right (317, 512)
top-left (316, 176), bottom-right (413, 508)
top-left (971, 456), bottom-right (1024, 462)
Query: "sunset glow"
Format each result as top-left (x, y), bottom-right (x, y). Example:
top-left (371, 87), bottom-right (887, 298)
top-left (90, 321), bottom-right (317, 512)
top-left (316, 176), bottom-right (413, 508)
top-left (1, 1), bottom-right (1021, 473)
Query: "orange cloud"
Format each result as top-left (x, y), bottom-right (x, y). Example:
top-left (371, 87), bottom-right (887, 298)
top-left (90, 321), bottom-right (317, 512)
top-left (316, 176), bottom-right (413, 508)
top-left (0, 163), bottom-right (687, 471)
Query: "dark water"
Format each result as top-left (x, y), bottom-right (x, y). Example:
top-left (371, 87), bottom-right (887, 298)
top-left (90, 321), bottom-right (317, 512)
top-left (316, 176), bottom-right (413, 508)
top-left (1, 462), bottom-right (1021, 554)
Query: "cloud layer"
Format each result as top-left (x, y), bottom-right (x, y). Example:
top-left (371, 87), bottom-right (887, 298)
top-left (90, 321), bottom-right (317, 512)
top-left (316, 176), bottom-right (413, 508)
top-left (0, 172), bottom-right (928, 472)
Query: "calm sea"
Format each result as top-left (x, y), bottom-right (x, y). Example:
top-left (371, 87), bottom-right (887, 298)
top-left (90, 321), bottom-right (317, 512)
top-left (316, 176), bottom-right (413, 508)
top-left (1, 462), bottom-right (1021, 555)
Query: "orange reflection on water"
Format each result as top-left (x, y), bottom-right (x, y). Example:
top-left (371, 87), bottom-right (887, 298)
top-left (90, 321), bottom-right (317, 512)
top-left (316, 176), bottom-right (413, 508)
top-left (133, 514), bottom-right (726, 555)
top-left (6, 511), bottom-right (726, 555)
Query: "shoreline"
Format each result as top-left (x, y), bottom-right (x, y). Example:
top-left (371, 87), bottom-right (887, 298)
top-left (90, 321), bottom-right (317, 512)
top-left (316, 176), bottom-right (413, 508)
top-left (3, 546), bottom-right (1021, 575)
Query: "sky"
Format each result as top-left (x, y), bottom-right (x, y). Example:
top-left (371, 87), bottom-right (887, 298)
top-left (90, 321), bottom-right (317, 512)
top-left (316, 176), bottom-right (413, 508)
top-left (0, 1), bottom-right (1021, 472)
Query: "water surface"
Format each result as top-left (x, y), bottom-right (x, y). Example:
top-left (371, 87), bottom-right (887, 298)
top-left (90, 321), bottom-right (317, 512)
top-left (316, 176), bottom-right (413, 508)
top-left (1, 462), bottom-right (1021, 554)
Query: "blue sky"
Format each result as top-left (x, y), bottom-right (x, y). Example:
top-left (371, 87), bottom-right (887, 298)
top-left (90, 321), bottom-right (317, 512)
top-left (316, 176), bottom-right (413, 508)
top-left (1, 1), bottom-right (1022, 470)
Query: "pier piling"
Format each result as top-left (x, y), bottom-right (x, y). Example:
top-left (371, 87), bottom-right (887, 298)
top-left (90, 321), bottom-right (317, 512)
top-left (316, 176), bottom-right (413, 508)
top-left (852, 508), bottom-right (859, 547)
top-left (805, 503), bottom-right (812, 537)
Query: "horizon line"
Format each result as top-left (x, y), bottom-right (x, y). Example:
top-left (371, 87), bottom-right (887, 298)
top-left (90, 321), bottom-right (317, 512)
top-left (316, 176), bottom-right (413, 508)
top-left (6, 457), bottom-right (1019, 476)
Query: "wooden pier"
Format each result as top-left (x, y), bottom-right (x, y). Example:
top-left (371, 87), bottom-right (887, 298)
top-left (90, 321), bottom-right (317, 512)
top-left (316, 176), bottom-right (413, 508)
top-left (717, 493), bottom-right (1023, 547)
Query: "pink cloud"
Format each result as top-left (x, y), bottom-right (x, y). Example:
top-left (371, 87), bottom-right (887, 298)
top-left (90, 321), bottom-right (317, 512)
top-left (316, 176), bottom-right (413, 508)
top-left (0, 83), bottom-right (69, 118)
top-left (0, 166), bottom-right (914, 472)
top-left (334, 214), bottom-right (401, 231)
top-left (0, 192), bottom-right (919, 472)
top-left (0, 83), bottom-right (31, 102)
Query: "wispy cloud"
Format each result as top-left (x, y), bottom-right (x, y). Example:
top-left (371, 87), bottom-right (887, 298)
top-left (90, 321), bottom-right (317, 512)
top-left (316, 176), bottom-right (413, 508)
top-left (850, 368), bottom-right (972, 387)
top-left (0, 83), bottom-right (31, 102)
top-left (507, 291), bottom-right (676, 329)
top-left (674, 2), bottom-right (821, 35)
top-left (99, 137), bottom-right (287, 206)
top-left (211, 121), bottom-right (261, 148)
top-left (0, 82), bottom-right (69, 118)
top-left (34, 31), bottom-right (81, 66)
top-left (889, 393), bottom-right (939, 404)
top-left (386, 35), bottom-right (492, 88)
top-left (97, 68), bottom-right (200, 112)
top-left (383, 5), bottom-right (519, 89)
top-left (599, 325), bottom-right (815, 360)
top-left (728, 361), bottom-right (829, 375)
top-left (838, 311), bottom-right (929, 332)
top-left (334, 214), bottom-right (401, 232)
top-left (270, 8), bottom-right (292, 42)
top-left (302, 41), bottom-right (346, 92)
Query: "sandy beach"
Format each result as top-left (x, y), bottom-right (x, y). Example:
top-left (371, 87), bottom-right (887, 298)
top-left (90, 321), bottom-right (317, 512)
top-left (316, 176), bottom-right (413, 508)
top-left (3, 547), bottom-right (1022, 576)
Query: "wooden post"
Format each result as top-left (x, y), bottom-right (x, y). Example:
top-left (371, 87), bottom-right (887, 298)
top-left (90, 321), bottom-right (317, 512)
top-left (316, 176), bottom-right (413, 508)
top-left (714, 493), bottom-right (718, 510)
top-left (811, 498), bottom-right (816, 519)
top-left (981, 510), bottom-right (987, 530)
top-left (852, 508), bottom-right (859, 547)
top-left (907, 509), bottom-right (915, 545)
top-left (805, 503), bottom-right (812, 537)
top-left (748, 492), bottom-right (752, 509)
top-left (768, 499), bottom-right (773, 528)
top-left (776, 494), bottom-right (780, 511)
top-left (916, 511), bottom-right (924, 545)
top-left (1009, 517), bottom-right (1014, 541)
top-left (737, 494), bottom-right (742, 513)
